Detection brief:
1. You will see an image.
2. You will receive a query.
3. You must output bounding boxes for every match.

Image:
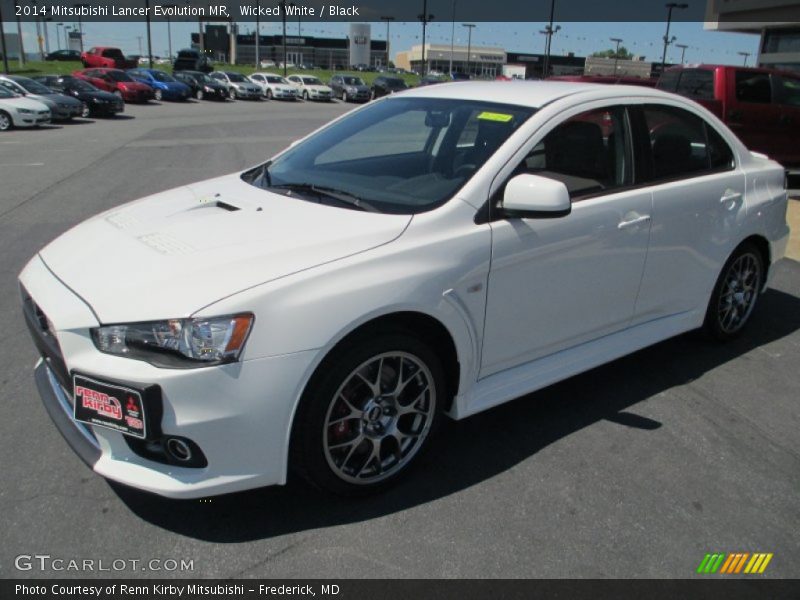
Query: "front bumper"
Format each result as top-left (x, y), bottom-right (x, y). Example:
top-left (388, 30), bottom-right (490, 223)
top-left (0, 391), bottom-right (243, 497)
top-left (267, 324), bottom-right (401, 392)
top-left (20, 255), bottom-right (319, 498)
top-left (234, 87), bottom-right (262, 99)
top-left (18, 111), bottom-right (51, 126)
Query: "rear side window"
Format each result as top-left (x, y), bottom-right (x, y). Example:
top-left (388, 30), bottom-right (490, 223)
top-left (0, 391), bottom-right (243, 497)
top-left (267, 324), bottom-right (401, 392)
top-left (735, 71), bottom-right (772, 103)
top-left (656, 70), bottom-right (680, 92)
top-left (676, 69), bottom-right (714, 100)
top-left (775, 75), bottom-right (800, 107)
top-left (642, 105), bottom-right (734, 180)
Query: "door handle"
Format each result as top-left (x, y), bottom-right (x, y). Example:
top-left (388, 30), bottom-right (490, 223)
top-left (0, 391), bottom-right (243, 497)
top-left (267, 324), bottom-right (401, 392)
top-left (618, 215), bottom-right (651, 230)
top-left (720, 191), bottom-right (742, 204)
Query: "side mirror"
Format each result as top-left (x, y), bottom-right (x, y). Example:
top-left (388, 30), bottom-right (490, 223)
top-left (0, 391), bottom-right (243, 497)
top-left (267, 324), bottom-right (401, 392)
top-left (500, 173), bottom-right (571, 219)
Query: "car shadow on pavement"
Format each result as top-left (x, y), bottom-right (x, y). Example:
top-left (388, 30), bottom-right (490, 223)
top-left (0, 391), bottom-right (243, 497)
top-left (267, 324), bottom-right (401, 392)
top-left (111, 276), bottom-right (800, 543)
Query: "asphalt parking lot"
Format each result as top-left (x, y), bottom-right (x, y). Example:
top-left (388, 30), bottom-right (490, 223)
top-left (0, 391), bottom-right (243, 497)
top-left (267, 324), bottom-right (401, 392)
top-left (1, 99), bottom-right (799, 579)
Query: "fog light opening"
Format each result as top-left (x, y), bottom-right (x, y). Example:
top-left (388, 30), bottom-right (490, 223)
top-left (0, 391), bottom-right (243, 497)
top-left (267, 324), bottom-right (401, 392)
top-left (165, 438), bottom-right (192, 462)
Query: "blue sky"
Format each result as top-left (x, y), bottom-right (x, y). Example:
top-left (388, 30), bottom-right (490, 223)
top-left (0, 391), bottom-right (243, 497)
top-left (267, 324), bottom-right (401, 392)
top-left (17, 20), bottom-right (760, 66)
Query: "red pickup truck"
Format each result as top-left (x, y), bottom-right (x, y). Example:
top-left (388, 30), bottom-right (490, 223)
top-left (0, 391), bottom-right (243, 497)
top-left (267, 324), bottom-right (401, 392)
top-left (80, 47), bottom-right (138, 70)
top-left (657, 64), bottom-right (800, 170)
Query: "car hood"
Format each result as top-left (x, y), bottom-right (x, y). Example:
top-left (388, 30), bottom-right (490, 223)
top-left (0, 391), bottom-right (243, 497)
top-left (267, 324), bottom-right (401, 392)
top-left (40, 93), bottom-right (83, 106)
top-left (0, 96), bottom-right (50, 111)
top-left (306, 85), bottom-right (332, 92)
top-left (78, 90), bottom-right (120, 102)
top-left (38, 174), bottom-right (412, 323)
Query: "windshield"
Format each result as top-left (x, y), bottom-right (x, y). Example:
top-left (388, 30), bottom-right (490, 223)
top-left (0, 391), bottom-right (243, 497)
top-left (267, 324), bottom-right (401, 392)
top-left (386, 78), bottom-right (407, 88)
top-left (243, 97), bottom-right (535, 214)
top-left (108, 71), bottom-right (135, 82)
top-left (266, 76), bottom-right (286, 84)
top-left (302, 77), bottom-right (322, 85)
top-left (227, 73), bottom-right (247, 82)
top-left (0, 86), bottom-right (15, 99)
top-left (151, 71), bottom-right (176, 82)
top-left (342, 77), bottom-right (365, 86)
top-left (15, 78), bottom-right (53, 94)
top-left (67, 78), bottom-right (98, 92)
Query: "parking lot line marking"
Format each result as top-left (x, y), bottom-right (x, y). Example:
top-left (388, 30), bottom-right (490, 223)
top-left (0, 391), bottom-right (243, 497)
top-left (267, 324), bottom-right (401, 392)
top-left (0, 163), bottom-right (44, 167)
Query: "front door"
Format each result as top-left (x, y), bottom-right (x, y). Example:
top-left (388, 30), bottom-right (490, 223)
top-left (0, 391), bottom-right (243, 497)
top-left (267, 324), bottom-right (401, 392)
top-left (481, 105), bottom-right (652, 377)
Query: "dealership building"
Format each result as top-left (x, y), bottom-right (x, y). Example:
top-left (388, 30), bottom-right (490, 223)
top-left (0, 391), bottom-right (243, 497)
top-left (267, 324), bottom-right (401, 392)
top-left (705, 0), bottom-right (800, 72)
top-left (191, 23), bottom-right (386, 68)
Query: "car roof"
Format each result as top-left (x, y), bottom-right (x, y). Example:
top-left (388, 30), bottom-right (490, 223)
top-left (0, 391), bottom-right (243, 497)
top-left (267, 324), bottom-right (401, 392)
top-left (399, 80), bottom-right (679, 108)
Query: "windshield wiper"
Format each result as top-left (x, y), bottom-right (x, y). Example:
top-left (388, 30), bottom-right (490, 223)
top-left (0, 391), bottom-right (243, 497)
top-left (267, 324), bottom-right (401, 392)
top-left (271, 183), bottom-right (380, 213)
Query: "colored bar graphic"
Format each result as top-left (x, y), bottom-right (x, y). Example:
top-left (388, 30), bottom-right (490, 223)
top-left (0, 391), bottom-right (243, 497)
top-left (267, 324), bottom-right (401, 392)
top-left (698, 552), bottom-right (774, 575)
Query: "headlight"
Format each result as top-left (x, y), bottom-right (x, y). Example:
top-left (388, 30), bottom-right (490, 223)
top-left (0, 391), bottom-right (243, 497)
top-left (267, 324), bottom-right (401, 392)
top-left (91, 314), bottom-right (254, 368)
top-left (18, 108), bottom-right (34, 114)
top-left (204, 85), bottom-right (214, 92)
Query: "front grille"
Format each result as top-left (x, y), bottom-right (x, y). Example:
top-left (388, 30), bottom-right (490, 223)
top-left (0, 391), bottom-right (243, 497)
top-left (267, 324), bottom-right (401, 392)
top-left (21, 286), bottom-right (72, 394)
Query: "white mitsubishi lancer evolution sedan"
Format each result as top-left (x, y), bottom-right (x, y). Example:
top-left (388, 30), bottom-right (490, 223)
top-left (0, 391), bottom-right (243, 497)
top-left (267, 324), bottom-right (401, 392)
top-left (20, 82), bottom-right (790, 498)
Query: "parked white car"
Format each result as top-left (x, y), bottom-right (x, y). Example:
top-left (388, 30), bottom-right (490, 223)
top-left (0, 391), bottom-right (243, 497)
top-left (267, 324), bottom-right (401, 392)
top-left (0, 85), bottom-right (51, 130)
top-left (248, 72), bottom-right (298, 100)
top-left (20, 82), bottom-right (789, 498)
top-left (286, 74), bottom-right (333, 101)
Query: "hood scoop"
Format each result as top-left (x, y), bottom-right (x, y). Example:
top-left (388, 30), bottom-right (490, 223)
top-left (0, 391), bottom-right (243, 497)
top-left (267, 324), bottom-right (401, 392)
top-left (188, 193), bottom-right (242, 212)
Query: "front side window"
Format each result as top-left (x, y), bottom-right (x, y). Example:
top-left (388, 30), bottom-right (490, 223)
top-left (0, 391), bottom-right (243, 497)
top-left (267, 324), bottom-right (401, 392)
top-left (775, 75), bottom-right (800, 107)
top-left (735, 71), bottom-right (772, 104)
top-left (512, 106), bottom-right (632, 198)
top-left (227, 73), bottom-right (247, 82)
top-left (151, 71), bottom-right (175, 82)
top-left (243, 97), bottom-right (534, 214)
top-left (642, 104), bottom-right (733, 180)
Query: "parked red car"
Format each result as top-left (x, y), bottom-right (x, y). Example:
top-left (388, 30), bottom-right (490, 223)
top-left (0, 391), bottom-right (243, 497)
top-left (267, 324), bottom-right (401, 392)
top-left (657, 64), bottom-right (800, 169)
top-left (80, 47), bottom-right (138, 70)
top-left (73, 69), bottom-right (154, 103)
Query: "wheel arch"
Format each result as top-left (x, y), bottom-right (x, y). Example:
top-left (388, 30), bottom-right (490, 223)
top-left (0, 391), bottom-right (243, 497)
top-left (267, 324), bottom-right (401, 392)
top-left (737, 234), bottom-right (771, 289)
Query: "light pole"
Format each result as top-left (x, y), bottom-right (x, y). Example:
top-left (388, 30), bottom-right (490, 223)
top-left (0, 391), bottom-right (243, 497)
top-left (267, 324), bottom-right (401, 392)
top-left (380, 16), bottom-right (394, 69)
top-left (137, 36), bottom-right (143, 56)
top-left (0, 0), bottom-right (9, 74)
top-left (738, 51), bottom-right (750, 66)
top-left (278, 0), bottom-right (293, 77)
top-left (73, 3), bottom-right (88, 53)
top-left (163, 4), bottom-right (175, 60)
top-left (30, 1), bottom-right (44, 60)
top-left (56, 23), bottom-right (63, 50)
top-left (254, 0), bottom-right (260, 68)
top-left (675, 43), bottom-right (688, 63)
top-left (542, 0), bottom-right (559, 79)
top-left (418, 0), bottom-right (434, 77)
top-left (15, 4), bottom-right (25, 66)
top-left (463, 23), bottom-right (475, 78)
top-left (448, 0), bottom-right (456, 75)
top-left (539, 25), bottom-right (560, 78)
top-left (661, 2), bottom-right (688, 72)
top-left (64, 26), bottom-right (72, 50)
top-left (610, 37), bottom-right (622, 75)
top-left (43, 17), bottom-right (51, 54)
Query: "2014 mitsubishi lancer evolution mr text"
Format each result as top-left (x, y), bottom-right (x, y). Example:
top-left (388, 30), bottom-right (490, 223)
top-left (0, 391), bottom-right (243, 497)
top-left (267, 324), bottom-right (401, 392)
top-left (20, 82), bottom-right (789, 498)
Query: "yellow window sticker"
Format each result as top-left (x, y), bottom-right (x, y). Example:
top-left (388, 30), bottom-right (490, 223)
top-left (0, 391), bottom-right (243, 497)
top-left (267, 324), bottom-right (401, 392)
top-left (477, 111), bottom-right (513, 123)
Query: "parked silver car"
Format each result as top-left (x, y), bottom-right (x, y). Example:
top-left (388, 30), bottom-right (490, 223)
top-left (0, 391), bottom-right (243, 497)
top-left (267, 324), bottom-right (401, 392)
top-left (0, 75), bottom-right (83, 121)
top-left (208, 71), bottom-right (263, 100)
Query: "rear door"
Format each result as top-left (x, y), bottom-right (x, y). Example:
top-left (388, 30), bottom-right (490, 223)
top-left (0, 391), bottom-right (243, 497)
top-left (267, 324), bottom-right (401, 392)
top-left (631, 103), bottom-right (745, 323)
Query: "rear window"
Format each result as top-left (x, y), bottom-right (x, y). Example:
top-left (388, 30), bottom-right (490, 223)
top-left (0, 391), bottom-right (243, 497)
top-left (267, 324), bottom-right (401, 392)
top-left (656, 70), bottom-right (680, 92)
top-left (676, 69), bottom-right (714, 100)
top-left (735, 71), bottom-right (771, 104)
top-left (101, 48), bottom-right (125, 59)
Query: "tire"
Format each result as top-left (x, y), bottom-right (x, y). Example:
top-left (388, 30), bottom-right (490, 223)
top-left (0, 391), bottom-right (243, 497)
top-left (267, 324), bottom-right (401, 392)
top-left (0, 110), bottom-right (12, 131)
top-left (229, 88), bottom-right (236, 99)
top-left (291, 331), bottom-right (446, 496)
top-left (302, 90), bottom-right (309, 101)
top-left (266, 89), bottom-right (273, 100)
top-left (342, 91), bottom-right (348, 102)
top-left (81, 102), bottom-right (91, 118)
top-left (154, 89), bottom-right (163, 101)
top-left (703, 242), bottom-right (764, 341)
top-left (196, 89), bottom-right (204, 100)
